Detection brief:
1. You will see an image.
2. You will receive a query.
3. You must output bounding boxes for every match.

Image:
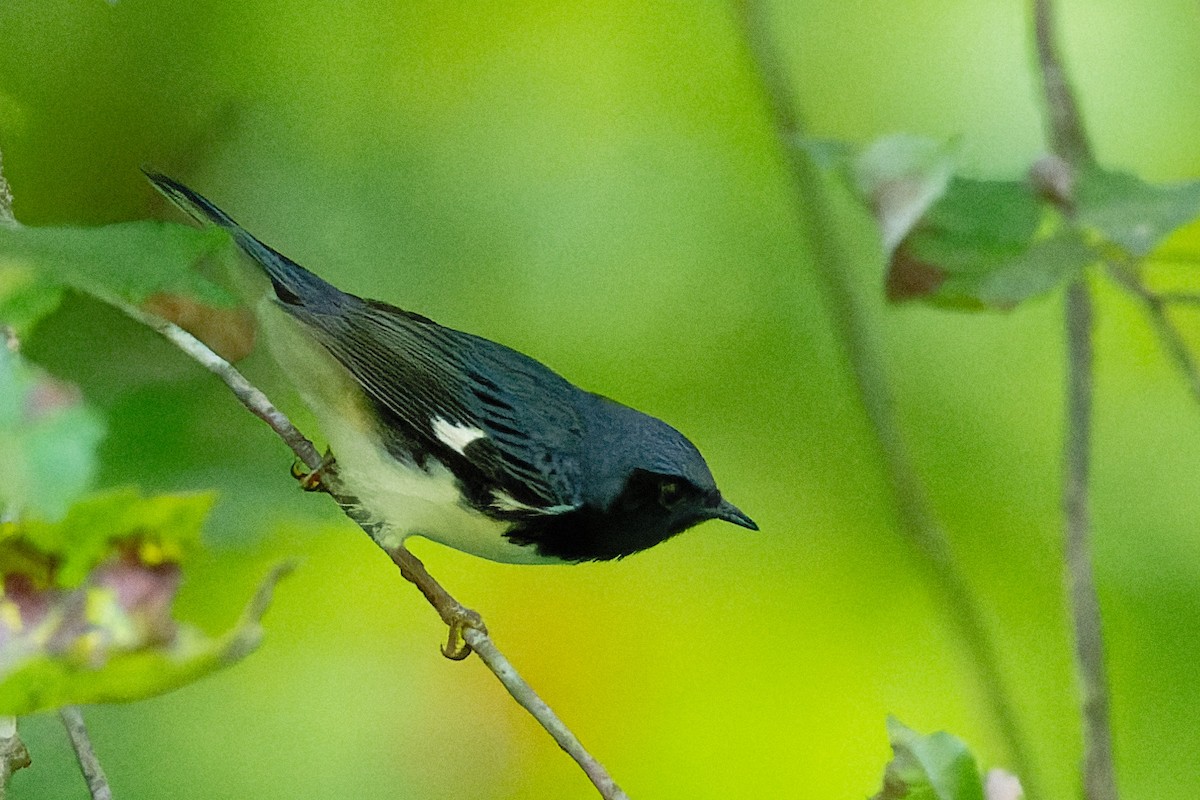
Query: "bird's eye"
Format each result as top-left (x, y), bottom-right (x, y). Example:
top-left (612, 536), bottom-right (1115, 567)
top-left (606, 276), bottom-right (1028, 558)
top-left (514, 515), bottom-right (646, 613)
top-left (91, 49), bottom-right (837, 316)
top-left (658, 480), bottom-right (684, 509)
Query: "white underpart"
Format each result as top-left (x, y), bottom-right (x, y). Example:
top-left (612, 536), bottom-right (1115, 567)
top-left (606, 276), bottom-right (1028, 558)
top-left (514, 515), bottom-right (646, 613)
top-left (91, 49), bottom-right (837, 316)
top-left (491, 490), bottom-right (576, 515)
top-left (432, 417), bottom-right (486, 455)
top-left (322, 411), bottom-right (559, 563)
top-left (257, 304), bottom-right (560, 565)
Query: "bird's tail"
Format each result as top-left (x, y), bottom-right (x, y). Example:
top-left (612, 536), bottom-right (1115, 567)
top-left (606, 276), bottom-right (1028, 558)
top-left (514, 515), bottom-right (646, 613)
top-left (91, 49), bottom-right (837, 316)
top-left (142, 168), bottom-right (342, 311)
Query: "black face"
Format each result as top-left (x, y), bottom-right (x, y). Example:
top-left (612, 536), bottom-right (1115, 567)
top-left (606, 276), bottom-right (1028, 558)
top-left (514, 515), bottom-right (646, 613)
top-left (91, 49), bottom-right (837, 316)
top-left (504, 469), bottom-right (731, 562)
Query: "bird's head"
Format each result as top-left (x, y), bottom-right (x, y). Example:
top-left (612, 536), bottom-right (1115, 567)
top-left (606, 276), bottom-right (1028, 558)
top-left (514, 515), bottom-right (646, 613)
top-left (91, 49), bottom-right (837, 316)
top-left (581, 394), bottom-right (758, 545)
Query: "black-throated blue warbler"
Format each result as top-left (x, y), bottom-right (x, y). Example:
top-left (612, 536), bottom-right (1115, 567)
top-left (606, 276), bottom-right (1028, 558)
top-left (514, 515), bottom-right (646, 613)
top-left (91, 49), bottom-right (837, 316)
top-left (145, 170), bottom-right (757, 563)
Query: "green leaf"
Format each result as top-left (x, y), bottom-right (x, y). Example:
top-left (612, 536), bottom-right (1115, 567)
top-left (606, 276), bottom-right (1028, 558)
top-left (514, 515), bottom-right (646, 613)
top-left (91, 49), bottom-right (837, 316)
top-left (0, 489), bottom-right (290, 715)
top-left (0, 220), bottom-right (234, 307)
top-left (1075, 166), bottom-right (1200, 257)
top-left (0, 346), bottom-right (105, 520)
top-left (873, 717), bottom-right (985, 800)
top-left (811, 135), bottom-right (1095, 309)
top-left (888, 177), bottom-right (1094, 308)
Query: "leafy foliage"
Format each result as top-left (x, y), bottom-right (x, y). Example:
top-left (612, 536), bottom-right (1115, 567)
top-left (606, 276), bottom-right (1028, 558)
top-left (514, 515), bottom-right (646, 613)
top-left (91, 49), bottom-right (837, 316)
top-left (1073, 167), bottom-right (1200, 258)
top-left (0, 488), bottom-right (289, 716)
top-left (873, 718), bottom-right (987, 800)
top-left (0, 346), bottom-right (285, 717)
top-left (0, 221), bottom-right (233, 312)
top-left (813, 135), bottom-right (1200, 309)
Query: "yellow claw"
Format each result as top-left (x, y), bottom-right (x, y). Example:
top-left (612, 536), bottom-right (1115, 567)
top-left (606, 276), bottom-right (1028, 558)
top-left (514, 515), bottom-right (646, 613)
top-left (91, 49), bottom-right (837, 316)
top-left (291, 452), bottom-right (336, 493)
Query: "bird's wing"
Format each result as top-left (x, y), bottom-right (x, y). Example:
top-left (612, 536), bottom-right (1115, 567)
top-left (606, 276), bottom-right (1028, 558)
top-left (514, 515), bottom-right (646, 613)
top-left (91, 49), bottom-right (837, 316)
top-left (287, 297), bottom-right (583, 511)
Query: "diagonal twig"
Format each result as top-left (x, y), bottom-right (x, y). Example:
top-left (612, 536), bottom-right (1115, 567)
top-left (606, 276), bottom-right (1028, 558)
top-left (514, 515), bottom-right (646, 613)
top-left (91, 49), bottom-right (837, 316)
top-left (60, 707), bottom-right (112, 800)
top-left (1104, 262), bottom-right (1200, 404)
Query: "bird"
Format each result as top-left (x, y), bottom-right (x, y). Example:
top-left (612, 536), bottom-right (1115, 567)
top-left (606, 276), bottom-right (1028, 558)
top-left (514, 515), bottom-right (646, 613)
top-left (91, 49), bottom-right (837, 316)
top-left (144, 170), bottom-right (757, 565)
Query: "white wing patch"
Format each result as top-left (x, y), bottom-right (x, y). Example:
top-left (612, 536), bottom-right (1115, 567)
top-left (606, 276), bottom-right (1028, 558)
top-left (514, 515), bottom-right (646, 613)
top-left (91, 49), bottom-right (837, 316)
top-left (432, 417), bottom-right (486, 455)
top-left (491, 490), bottom-right (576, 515)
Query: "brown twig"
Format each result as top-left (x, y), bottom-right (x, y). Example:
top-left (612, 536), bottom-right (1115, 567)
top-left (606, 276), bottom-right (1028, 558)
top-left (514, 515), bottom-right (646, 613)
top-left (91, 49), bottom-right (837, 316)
top-left (1105, 264), bottom-right (1200, 404)
top-left (0, 717), bottom-right (31, 797)
top-left (1032, 0), bottom-right (1093, 167)
top-left (1031, 1), bottom-right (1119, 799)
top-left (0, 149), bottom-right (14, 229)
top-left (734, 0), bottom-right (1036, 791)
top-left (59, 707), bottom-right (113, 800)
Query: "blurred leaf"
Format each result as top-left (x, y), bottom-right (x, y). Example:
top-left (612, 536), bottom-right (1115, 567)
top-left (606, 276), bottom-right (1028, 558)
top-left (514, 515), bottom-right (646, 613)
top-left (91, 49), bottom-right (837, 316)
top-left (823, 137), bottom-right (1200, 309)
top-left (900, 222), bottom-right (1094, 309)
top-left (0, 345), bottom-right (104, 520)
top-left (812, 135), bottom-right (1098, 308)
top-left (889, 177), bottom-right (1092, 308)
top-left (873, 717), bottom-right (985, 800)
top-left (0, 220), bottom-right (234, 307)
top-left (1075, 167), bottom-right (1200, 257)
top-left (141, 291), bottom-right (257, 363)
top-left (0, 266), bottom-right (64, 336)
top-left (15, 488), bottom-right (211, 588)
top-left (852, 134), bottom-right (959, 255)
top-left (0, 488), bottom-right (290, 715)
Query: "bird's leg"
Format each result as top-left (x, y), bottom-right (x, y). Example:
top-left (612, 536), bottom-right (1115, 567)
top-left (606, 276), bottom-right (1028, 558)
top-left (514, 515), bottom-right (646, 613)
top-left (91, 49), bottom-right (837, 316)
top-left (386, 544), bottom-right (487, 660)
top-left (291, 449), bottom-right (337, 492)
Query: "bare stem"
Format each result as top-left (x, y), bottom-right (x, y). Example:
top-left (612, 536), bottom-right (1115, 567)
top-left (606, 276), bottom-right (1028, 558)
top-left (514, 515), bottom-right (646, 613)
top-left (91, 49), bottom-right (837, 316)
top-left (0, 149), bottom-right (14, 229)
top-left (1061, 280), bottom-right (1116, 800)
top-left (0, 717), bottom-right (31, 797)
top-left (60, 707), bottom-right (113, 800)
top-left (1032, 0), bottom-right (1093, 167)
top-left (1105, 264), bottom-right (1200, 404)
top-left (101, 293), bottom-right (322, 468)
top-left (1031, 2), bottom-right (1118, 799)
top-left (100, 294), bottom-right (628, 800)
top-left (734, 0), bottom-right (1036, 790)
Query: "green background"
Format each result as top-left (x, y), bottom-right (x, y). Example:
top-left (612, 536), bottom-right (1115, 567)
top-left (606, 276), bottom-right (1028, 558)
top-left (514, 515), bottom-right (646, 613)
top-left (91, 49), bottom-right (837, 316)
top-left (3, 0), bottom-right (1200, 797)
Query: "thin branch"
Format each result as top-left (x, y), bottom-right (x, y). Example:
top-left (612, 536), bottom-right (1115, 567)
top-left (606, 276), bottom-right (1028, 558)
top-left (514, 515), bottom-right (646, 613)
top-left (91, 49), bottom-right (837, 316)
top-left (59, 707), bottom-right (113, 800)
top-left (1061, 279), bottom-right (1116, 800)
top-left (100, 293), bottom-right (322, 467)
top-left (0, 149), bottom-right (14, 229)
top-left (0, 717), bottom-right (31, 797)
top-left (464, 628), bottom-right (628, 800)
top-left (1153, 291), bottom-right (1200, 306)
top-left (1105, 264), bottom-right (1200, 404)
top-left (100, 294), bottom-right (629, 800)
top-left (734, 1), bottom-right (1037, 791)
top-left (1032, 0), bottom-right (1093, 167)
top-left (1031, 2), bottom-right (1119, 799)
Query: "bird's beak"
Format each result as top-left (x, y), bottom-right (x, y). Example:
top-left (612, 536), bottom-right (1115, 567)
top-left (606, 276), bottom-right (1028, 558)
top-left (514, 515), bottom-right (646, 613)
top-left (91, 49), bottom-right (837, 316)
top-left (714, 498), bottom-right (758, 531)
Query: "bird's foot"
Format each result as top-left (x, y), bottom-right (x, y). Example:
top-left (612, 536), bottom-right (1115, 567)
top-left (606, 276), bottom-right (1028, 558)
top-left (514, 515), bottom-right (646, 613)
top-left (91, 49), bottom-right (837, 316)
top-left (387, 543), bottom-right (488, 660)
top-left (291, 450), bottom-right (336, 492)
top-left (440, 604), bottom-right (488, 661)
